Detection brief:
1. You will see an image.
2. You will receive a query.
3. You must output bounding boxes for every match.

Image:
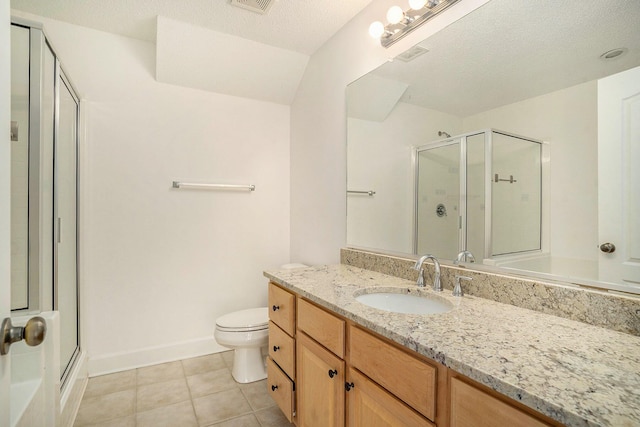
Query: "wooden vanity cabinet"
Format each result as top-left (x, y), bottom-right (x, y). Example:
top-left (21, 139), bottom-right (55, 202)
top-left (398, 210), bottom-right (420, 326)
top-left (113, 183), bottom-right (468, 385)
top-left (267, 283), bottom-right (297, 423)
top-left (347, 367), bottom-right (434, 427)
top-left (297, 331), bottom-right (345, 427)
top-left (268, 282), bottom-right (559, 427)
top-left (296, 297), bottom-right (346, 427)
top-left (449, 374), bottom-right (558, 427)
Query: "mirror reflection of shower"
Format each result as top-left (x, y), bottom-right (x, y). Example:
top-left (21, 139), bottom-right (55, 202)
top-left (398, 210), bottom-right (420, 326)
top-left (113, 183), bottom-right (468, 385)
top-left (414, 129), bottom-right (543, 261)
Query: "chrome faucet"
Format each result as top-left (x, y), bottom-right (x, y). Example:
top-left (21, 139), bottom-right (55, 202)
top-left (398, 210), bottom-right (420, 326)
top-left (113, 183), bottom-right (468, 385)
top-left (413, 254), bottom-right (442, 292)
top-left (454, 250), bottom-right (475, 265)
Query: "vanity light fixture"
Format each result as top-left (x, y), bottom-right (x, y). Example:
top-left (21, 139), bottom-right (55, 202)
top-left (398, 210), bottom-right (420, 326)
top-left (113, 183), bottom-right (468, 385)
top-left (370, 0), bottom-right (461, 48)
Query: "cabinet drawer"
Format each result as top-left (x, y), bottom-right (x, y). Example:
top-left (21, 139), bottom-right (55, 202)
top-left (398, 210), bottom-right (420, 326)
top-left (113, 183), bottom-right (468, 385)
top-left (450, 377), bottom-right (551, 427)
top-left (349, 325), bottom-right (437, 421)
top-left (269, 283), bottom-right (295, 336)
top-left (347, 367), bottom-right (435, 427)
top-left (267, 357), bottom-right (295, 424)
top-left (269, 321), bottom-right (295, 379)
top-left (297, 298), bottom-right (345, 358)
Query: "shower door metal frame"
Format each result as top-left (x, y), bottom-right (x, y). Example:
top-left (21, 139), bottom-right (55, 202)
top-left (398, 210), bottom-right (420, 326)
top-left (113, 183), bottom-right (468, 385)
top-left (11, 16), bottom-right (82, 391)
top-left (413, 129), bottom-right (546, 261)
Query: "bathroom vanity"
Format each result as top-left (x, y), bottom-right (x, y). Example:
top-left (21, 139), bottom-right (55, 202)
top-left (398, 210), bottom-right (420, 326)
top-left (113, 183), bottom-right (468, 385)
top-left (264, 264), bottom-right (640, 427)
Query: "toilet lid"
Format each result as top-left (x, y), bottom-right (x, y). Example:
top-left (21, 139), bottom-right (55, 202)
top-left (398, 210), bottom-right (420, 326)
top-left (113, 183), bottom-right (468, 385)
top-left (216, 307), bottom-right (269, 331)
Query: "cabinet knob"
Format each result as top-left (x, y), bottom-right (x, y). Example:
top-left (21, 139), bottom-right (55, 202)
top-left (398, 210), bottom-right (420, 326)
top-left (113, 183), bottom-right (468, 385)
top-left (272, 305), bottom-right (280, 311)
top-left (271, 385), bottom-right (278, 391)
top-left (273, 345), bottom-right (280, 352)
top-left (345, 382), bottom-right (355, 391)
top-left (328, 369), bottom-right (338, 378)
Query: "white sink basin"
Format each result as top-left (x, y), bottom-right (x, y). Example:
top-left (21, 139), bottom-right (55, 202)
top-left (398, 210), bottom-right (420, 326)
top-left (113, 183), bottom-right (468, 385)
top-left (355, 291), bottom-right (453, 315)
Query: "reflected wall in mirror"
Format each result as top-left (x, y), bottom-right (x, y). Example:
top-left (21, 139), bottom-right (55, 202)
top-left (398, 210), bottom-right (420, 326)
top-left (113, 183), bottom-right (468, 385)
top-left (346, 0), bottom-right (640, 294)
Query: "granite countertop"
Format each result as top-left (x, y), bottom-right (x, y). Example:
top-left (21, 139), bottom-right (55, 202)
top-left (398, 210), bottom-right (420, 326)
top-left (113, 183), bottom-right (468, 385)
top-left (264, 264), bottom-right (640, 427)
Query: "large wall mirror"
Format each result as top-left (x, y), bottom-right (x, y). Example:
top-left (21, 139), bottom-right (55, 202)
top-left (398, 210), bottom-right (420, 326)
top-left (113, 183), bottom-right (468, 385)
top-left (346, 0), bottom-right (640, 294)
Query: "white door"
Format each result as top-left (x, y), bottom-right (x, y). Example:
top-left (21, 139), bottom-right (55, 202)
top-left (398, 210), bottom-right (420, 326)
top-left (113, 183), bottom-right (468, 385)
top-left (1, 3), bottom-right (14, 426)
top-left (598, 65), bottom-right (640, 293)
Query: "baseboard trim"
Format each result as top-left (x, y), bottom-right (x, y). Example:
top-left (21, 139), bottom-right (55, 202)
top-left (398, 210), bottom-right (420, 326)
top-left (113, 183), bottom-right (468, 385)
top-left (87, 337), bottom-right (228, 377)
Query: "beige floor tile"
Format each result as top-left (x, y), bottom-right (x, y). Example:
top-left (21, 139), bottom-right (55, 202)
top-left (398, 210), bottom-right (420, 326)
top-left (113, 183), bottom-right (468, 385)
top-left (182, 353), bottom-right (227, 376)
top-left (193, 388), bottom-right (253, 426)
top-left (238, 380), bottom-right (275, 411)
top-left (210, 414), bottom-right (261, 427)
top-left (74, 389), bottom-right (136, 426)
top-left (137, 361), bottom-right (184, 386)
top-left (136, 400), bottom-right (198, 427)
top-left (221, 350), bottom-right (234, 367)
top-left (83, 415), bottom-right (136, 427)
top-left (83, 371), bottom-right (136, 399)
top-left (187, 367), bottom-right (238, 398)
top-left (137, 376), bottom-right (191, 412)
top-left (253, 406), bottom-right (294, 427)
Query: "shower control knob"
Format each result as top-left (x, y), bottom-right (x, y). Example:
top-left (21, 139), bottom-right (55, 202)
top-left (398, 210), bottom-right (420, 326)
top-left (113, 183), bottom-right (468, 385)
top-left (600, 243), bottom-right (616, 253)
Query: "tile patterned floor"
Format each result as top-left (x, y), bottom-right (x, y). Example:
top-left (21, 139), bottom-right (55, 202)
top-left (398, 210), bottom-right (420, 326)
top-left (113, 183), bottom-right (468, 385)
top-left (73, 351), bottom-right (294, 427)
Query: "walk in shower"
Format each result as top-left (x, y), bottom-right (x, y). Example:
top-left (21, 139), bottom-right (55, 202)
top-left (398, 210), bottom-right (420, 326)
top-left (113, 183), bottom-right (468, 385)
top-left (414, 129), bottom-right (544, 262)
top-left (10, 18), bottom-right (81, 425)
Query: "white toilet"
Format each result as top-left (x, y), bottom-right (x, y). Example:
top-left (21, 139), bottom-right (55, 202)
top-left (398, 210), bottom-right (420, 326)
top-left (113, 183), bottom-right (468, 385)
top-left (214, 263), bottom-right (307, 383)
top-left (214, 307), bottom-right (269, 383)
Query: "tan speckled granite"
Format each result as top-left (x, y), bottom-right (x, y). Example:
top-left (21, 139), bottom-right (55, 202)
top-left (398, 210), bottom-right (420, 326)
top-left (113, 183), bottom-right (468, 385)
top-left (264, 264), bottom-right (640, 427)
top-left (341, 248), bottom-right (640, 336)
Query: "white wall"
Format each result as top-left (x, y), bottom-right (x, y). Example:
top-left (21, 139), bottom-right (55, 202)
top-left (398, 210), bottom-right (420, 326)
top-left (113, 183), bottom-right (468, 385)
top-left (347, 102), bottom-right (462, 254)
top-left (13, 12), bottom-right (291, 374)
top-left (463, 81), bottom-right (598, 261)
top-left (290, 0), bottom-right (491, 265)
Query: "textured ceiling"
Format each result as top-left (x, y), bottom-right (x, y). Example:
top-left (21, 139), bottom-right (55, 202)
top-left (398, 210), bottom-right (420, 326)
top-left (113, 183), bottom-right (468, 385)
top-left (366, 0), bottom-right (640, 117)
top-left (9, 0), bottom-right (373, 55)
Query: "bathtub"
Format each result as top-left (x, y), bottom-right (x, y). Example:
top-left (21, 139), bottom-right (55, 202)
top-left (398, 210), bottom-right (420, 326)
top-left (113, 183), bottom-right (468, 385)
top-left (10, 311), bottom-right (59, 427)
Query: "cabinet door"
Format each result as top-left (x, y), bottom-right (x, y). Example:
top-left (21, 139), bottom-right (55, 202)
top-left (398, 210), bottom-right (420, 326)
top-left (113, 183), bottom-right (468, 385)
top-left (296, 332), bottom-right (345, 427)
top-left (450, 377), bottom-right (551, 427)
top-left (347, 368), bottom-right (434, 427)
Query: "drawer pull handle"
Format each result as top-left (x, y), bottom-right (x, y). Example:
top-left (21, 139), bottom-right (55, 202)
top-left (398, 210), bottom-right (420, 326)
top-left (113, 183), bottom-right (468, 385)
top-left (345, 382), bottom-right (355, 391)
top-left (328, 369), bottom-right (338, 378)
top-left (272, 305), bottom-right (280, 311)
top-left (271, 385), bottom-right (278, 391)
top-left (273, 345), bottom-right (280, 352)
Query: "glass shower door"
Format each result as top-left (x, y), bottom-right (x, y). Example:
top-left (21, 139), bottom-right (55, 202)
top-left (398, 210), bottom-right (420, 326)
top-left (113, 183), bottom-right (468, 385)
top-left (56, 74), bottom-right (79, 385)
top-left (415, 141), bottom-right (461, 258)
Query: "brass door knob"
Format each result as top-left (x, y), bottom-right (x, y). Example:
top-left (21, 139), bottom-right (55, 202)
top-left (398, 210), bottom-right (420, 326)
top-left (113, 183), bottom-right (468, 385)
top-left (600, 243), bottom-right (616, 253)
top-left (1, 316), bottom-right (47, 356)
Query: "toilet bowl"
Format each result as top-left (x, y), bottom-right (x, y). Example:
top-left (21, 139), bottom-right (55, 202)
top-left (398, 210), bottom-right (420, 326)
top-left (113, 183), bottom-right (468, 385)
top-left (215, 263), bottom-right (307, 383)
top-left (214, 307), bottom-right (269, 383)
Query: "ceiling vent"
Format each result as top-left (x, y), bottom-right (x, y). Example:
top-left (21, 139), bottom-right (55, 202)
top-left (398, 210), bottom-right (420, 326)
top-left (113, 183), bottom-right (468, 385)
top-left (230, 0), bottom-right (276, 14)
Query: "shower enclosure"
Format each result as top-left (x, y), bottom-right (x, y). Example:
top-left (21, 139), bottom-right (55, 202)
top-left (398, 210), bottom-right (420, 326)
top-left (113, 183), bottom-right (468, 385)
top-left (414, 129), bottom-right (544, 262)
top-left (10, 17), bottom-right (81, 424)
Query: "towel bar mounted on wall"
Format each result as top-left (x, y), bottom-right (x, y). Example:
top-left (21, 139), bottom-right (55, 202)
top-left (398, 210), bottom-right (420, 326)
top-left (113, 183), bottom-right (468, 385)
top-left (494, 174), bottom-right (517, 184)
top-left (347, 190), bottom-right (376, 196)
top-left (172, 181), bottom-right (256, 191)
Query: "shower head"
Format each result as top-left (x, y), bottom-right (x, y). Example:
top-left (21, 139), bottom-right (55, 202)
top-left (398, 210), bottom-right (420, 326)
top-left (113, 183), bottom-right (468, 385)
top-left (438, 131), bottom-right (451, 138)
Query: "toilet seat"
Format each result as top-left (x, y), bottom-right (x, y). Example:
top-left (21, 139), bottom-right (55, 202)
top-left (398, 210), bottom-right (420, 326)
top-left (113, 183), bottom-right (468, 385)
top-left (215, 307), bottom-right (268, 332)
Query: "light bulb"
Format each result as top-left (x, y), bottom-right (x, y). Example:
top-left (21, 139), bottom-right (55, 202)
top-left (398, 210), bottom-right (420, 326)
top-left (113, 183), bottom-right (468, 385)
top-left (408, 0), bottom-right (427, 10)
top-left (369, 21), bottom-right (385, 38)
top-left (386, 6), bottom-right (405, 24)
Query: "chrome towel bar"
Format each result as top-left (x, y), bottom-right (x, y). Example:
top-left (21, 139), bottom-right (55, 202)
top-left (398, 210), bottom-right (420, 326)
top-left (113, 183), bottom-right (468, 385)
top-left (172, 181), bottom-right (255, 191)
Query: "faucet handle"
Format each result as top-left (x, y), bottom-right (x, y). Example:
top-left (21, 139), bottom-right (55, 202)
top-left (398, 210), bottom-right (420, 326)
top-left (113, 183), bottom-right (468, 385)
top-left (453, 275), bottom-right (472, 297)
